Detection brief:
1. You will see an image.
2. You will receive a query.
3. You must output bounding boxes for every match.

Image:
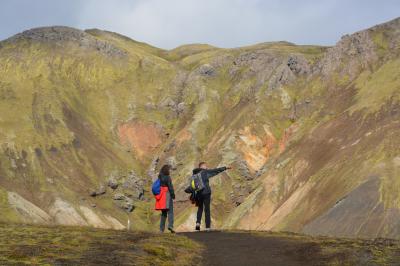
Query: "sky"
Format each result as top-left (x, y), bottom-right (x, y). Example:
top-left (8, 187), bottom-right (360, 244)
top-left (0, 0), bottom-right (399, 49)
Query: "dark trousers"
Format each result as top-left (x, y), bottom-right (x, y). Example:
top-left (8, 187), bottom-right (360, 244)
top-left (160, 197), bottom-right (174, 232)
top-left (196, 193), bottom-right (211, 228)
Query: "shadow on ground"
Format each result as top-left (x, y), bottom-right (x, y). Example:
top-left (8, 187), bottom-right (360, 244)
top-left (182, 231), bottom-right (400, 266)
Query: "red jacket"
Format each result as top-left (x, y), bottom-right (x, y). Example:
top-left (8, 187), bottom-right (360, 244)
top-left (155, 186), bottom-right (171, 210)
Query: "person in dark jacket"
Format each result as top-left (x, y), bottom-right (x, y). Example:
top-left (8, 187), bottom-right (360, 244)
top-left (158, 164), bottom-right (175, 233)
top-left (193, 162), bottom-right (231, 231)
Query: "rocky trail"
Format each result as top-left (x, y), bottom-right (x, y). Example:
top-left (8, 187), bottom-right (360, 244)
top-left (183, 231), bottom-right (400, 266)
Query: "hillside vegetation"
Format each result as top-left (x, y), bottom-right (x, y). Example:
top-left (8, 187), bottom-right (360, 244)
top-left (0, 18), bottom-right (399, 238)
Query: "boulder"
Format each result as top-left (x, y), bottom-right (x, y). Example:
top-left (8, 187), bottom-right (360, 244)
top-left (113, 193), bottom-right (135, 212)
top-left (122, 199), bottom-right (135, 212)
top-left (108, 178), bottom-right (119, 190)
top-left (113, 193), bottom-right (125, 200)
top-left (89, 184), bottom-right (106, 197)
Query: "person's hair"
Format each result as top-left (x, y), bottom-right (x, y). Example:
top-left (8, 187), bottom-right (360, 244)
top-left (159, 164), bottom-right (171, 176)
top-left (199, 162), bottom-right (206, 168)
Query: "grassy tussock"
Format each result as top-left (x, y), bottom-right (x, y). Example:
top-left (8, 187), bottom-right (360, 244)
top-left (0, 223), bottom-right (202, 265)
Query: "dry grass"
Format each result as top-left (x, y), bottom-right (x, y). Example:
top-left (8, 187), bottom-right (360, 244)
top-left (0, 223), bottom-right (202, 265)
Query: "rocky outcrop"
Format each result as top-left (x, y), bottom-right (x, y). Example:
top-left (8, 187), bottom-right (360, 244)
top-left (159, 97), bottom-right (186, 116)
top-left (314, 30), bottom-right (378, 79)
top-left (286, 55), bottom-right (310, 75)
top-left (122, 171), bottom-right (145, 201)
top-left (197, 64), bottom-right (216, 77)
top-left (147, 157), bottom-right (160, 180)
top-left (231, 51), bottom-right (282, 82)
top-left (6, 26), bottom-right (126, 58)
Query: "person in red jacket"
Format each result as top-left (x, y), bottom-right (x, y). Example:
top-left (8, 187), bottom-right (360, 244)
top-left (155, 164), bottom-right (175, 233)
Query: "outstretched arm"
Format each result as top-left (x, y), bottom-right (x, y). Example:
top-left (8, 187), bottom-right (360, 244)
top-left (205, 166), bottom-right (228, 178)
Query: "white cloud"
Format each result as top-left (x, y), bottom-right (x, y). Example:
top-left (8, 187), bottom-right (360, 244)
top-left (1, 0), bottom-right (399, 49)
top-left (75, 0), bottom-right (400, 49)
top-left (77, 0), bottom-right (267, 48)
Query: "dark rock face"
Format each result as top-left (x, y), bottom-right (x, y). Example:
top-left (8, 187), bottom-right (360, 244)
top-left (303, 177), bottom-right (400, 238)
top-left (7, 26), bottom-right (126, 58)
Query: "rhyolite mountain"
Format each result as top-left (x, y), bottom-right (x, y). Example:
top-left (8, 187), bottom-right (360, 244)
top-left (0, 18), bottom-right (399, 237)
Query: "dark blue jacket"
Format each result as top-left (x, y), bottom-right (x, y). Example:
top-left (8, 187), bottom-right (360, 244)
top-left (159, 174), bottom-right (175, 199)
top-left (192, 167), bottom-right (227, 195)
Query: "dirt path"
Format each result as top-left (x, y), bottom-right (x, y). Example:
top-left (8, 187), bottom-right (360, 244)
top-left (182, 231), bottom-right (334, 266)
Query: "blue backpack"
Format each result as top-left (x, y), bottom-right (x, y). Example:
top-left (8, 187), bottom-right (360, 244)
top-left (152, 179), bottom-right (161, 196)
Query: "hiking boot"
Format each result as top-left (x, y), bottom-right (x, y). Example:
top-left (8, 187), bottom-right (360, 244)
top-left (195, 223), bottom-right (200, 231)
top-left (168, 227), bottom-right (176, 234)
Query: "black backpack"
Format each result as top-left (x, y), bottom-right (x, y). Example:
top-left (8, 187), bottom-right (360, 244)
top-left (190, 172), bottom-right (205, 192)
